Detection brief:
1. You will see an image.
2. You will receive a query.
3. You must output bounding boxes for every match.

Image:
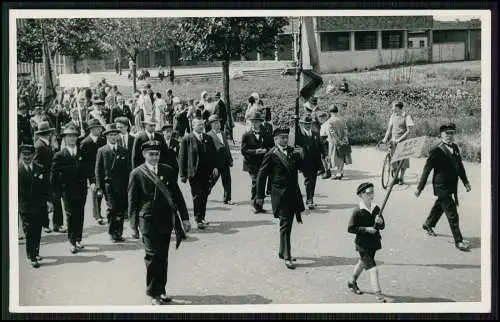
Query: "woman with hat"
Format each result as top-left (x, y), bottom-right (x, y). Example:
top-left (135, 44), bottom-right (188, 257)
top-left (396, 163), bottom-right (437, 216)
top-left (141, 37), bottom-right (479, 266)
top-left (347, 182), bottom-right (387, 302)
top-left (95, 123), bottom-right (130, 243)
top-left (382, 101), bottom-right (415, 185)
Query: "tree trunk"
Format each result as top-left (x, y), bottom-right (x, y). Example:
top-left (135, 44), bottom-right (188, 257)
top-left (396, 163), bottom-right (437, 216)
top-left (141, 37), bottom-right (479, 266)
top-left (31, 61), bottom-right (36, 82)
top-left (222, 59), bottom-right (233, 140)
top-left (132, 53), bottom-right (137, 93)
top-left (72, 57), bottom-right (78, 73)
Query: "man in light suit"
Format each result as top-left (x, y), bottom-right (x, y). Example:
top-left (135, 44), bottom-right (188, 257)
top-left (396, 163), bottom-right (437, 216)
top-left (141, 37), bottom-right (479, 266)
top-left (178, 118), bottom-right (218, 229)
top-left (95, 123), bottom-right (131, 242)
top-left (207, 115), bottom-right (233, 205)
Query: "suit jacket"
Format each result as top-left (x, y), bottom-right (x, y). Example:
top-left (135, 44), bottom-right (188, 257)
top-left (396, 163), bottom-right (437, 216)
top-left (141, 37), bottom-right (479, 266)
top-left (80, 135), bottom-right (107, 185)
top-left (178, 132), bottom-right (217, 181)
top-left (213, 100), bottom-right (227, 128)
top-left (51, 147), bottom-right (89, 199)
top-left (110, 104), bottom-right (134, 124)
top-left (241, 129), bottom-right (274, 173)
top-left (256, 146), bottom-right (305, 218)
top-left (117, 133), bottom-right (135, 163)
top-left (33, 138), bottom-right (54, 174)
top-left (207, 130), bottom-right (233, 169)
top-left (128, 163), bottom-right (189, 235)
top-left (295, 127), bottom-right (323, 173)
top-left (347, 205), bottom-right (385, 252)
top-left (18, 162), bottom-right (50, 214)
top-left (95, 144), bottom-right (130, 211)
top-left (65, 120), bottom-right (88, 146)
top-left (131, 131), bottom-right (168, 169)
top-left (163, 137), bottom-right (180, 178)
top-left (417, 142), bottom-right (470, 197)
top-left (18, 113), bottom-right (33, 145)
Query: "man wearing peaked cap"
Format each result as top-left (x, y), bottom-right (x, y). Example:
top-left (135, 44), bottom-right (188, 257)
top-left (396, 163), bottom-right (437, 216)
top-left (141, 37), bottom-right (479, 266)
top-left (95, 123), bottom-right (130, 243)
top-left (18, 143), bottom-right (50, 268)
top-left (128, 139), bottom-right (190, 305)
top-left (296, 113), bottom-right (323, 210)
top-left (416, 122), bottom-right (472, 252)
top-left (33, 121), bottom-right (66, 234)
top-left (241, 110), bottom-right (274, 214)
top-left (255, 124), bottom-right (305, 270)
top-left (51, 124), bottom-right (91, 254)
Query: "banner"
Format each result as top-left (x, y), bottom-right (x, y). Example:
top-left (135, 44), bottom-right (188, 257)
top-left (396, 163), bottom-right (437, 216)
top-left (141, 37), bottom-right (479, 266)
top-left (58, 73), bottom-right (95, 88)
top-left (392, 136), bottom-right (428, 163)
top-left (42, 38), bottom-right (56, 109)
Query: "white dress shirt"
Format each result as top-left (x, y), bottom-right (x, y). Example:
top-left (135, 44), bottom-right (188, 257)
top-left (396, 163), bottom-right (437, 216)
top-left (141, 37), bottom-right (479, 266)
top-left (145, 162), bottom-right (158, 175)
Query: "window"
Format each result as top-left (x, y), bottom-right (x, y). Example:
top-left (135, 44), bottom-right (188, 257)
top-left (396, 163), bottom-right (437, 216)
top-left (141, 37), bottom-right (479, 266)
top-left (408, 41), bottom-right (413, 48)
top-left (419, 40), bottom-right (425, 47)
top-left (355, 31), bottom-right (377, 50)
top-left (320, 32), bottom-right (350, 52)
top-left (382, 30), bottom-right (404, 49)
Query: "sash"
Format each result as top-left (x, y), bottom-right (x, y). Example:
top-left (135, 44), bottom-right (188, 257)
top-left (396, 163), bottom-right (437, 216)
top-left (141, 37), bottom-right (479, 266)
top-left (138, 165), bottom-right (186, 248)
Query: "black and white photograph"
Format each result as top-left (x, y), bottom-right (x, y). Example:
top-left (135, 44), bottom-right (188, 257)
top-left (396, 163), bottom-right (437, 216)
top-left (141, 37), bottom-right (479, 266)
top-left (7, 8), bottom-right (492, 314)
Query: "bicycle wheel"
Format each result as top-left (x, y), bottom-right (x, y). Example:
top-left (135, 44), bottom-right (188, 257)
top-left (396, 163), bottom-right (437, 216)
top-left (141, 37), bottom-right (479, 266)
top-left (381, 153), bottom-right (392, 189)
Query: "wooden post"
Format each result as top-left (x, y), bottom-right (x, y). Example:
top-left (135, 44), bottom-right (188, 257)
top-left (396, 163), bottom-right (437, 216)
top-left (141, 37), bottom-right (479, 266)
top-left (379, 160), bottom-right (405, 216)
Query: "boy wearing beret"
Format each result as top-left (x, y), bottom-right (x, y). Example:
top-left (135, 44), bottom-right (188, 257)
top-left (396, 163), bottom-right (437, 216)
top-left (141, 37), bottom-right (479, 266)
top-left (347, 182), bottom-right (386, 302)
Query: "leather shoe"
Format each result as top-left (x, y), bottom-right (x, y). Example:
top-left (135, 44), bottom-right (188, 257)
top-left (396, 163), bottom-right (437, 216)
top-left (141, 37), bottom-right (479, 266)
top-left (76, 241), bottom-right (84, 249)
top-left (196, 222), bottom-right (206, 230)
top-left (456, 242), bottom-right (470, 251)
top-left (308, 203), bottom-right (316, 210)
top-left (70, 245), bottom-right (78, 254)
top-left (53, 226), bottom-right (67, 233)
top-left (422, 225), bottom-right (437, 237)
top-left (159, 294), bottom-right (172, 303)
top-left (151, 297), bottom-right (164, 305)
top-left (114, 236), bottom-right (125, 242)
top-left (322, 171), bottom-right (331, 179)
top-left (224, 200), bottom-right (235, 205)
top-left (97, 218), bottom-right (106, 225)
top-left (347, 281), bottom-right (363, 295)
top-left (279, 254), bottom-right (297, 261)
top-left (43, 227), bottom-right (52, 233)
top-left (36, 255), bottom-right (43, 261)
top-left (285, 260), bottom-right (296, 270)
top-left (31, 260), bottom-right (40, 268)
top-left (131, 231), bottom-right (140, 239)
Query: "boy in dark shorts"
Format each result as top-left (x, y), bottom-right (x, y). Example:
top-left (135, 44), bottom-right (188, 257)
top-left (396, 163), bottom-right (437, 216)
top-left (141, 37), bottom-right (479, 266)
top-left (347, 182), bottom-right (387, 303)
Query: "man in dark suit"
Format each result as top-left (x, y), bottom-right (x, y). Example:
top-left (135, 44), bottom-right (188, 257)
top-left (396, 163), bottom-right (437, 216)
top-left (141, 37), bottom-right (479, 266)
top-left (115, 116), bottom-right (134, 163)
top-left (241, 111), bottom-right (274, 214)
top-left (18, 102), bottom-right (33, 145)
top-left (212, 92), bottom-right (227, 132)
top-left (131, 118), bottom-right (168, 170)
top-left (256, 128), bottom-right (305, 270)
top-left (207, 115), bottom-right (234, 205)
top-left (33, 121), bottom-right (66, 233)
top-left (110, 94), bottom-right (134, 124)
top-left (161, 122), bottom-right (180, 178)
top-left (18, 144), bottom-right (50, 268)
top-left (128, 140), bottom-right (191, 305)
top-left (415, 123), bottom-right (472, 251)
top-left (64, 107), bottom-right (87, 147)
top-left (296, 115), bottom-right (323, 209)
top-left (51, 126), bottom-right (90, 254)
top-left (80, 119), bottom-right (107, 226)
top-left (95, 123), bottom-right (130, 242)
top-left (179, 118), bottom-right (218, 229)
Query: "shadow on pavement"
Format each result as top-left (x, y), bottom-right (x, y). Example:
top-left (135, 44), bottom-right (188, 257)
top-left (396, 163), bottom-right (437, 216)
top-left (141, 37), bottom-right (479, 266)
top-left (170, 235), bottom-right (199, 243)
top-left (206, 206), bottom-right (232, 212)
top-left (363, 291), bottom-right (456, 303)
top-left (338, 170), bottom-right (380, 181)
top-left (169, 294), bottom-right (273, 305)
top-left (38, 254), bottom-right (114, 267)
top-left (294, 256), bottom-right (370, 268)
top-left (193, 220), bottom-right (274, 235)
top-left (386, 262), bottom-right (480, 270)
top-left (313, 203), bottom-right (358, 214)
top-left (79, 242), bottom-right (144, 253)
top-left (39, 225), bottom-right (109, 246)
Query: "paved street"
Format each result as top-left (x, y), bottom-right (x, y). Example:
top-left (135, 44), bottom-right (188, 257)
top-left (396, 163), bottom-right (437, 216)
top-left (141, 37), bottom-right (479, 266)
top-left (15, 123), bottom-right (483, 307)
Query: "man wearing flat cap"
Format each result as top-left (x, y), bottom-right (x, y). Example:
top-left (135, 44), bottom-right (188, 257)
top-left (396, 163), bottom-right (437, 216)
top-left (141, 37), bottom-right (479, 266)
top-left (296, 114), bottom-right (323, 209)
top-left (33, 121), bottom-right (65, 234)
top-left (207, 114), bottom-right (234, 205)
top-left (18, 144), bottom-right (50, 268)
top-left (51, 126), bottom-right (91, 254)
top-left (415, 123), bottom-right (472, 251)
top-left (80, 119), bottom-right (107, 226)
top-left (256, 127), bottom-right (305, 270)
top-left (128, 140), bottom-right (191, 305)
top-left (179, 118), bottom-right (219, 230)
top-left (241, 110), bottom-right (274, 214)
top-left (96, 123), bottom-right (131, 242)
top-left (161, 122), bottom-right (180, 178)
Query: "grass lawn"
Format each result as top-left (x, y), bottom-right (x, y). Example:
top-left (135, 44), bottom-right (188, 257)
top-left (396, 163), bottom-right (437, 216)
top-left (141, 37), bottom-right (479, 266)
top-left (117, 61), bottom-right (482, 162)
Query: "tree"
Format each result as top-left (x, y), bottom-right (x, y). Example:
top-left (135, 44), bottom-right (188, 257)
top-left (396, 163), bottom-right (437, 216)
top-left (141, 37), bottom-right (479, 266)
top-left (96, 18), bottom-right (177, 92)
top-left (173, 17), bottom-right (289, 139)
top-left (17, 19), bottom-right (44, 80)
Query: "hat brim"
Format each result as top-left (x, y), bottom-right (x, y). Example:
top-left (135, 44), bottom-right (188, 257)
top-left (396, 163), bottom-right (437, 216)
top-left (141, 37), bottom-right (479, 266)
top-left (103, 130), bottom-right (120, 136)
top-left (248, 117), bottom-right (264, 121)
top-left (61, 131), bottom-right (80, 136)
top-left (88, 124), bottom-right (104, 130)
top-left (161, 125), bottom-right (174, 131)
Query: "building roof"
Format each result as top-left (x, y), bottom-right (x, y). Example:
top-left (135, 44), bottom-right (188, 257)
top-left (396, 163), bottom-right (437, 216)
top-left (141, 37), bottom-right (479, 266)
top-left (432, 19), bottom-right (481, 30)
top-left (315, 16), bottom-right (433, 32)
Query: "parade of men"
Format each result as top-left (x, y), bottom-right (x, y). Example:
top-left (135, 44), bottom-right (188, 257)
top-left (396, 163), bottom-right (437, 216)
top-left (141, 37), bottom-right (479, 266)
top-left (179, 118), bottom-right (218, 229)
top-left (255, 128), bottom-right (305, 270)
top-left (95, 123), bottom-right (131, 242)
top-left (51, 126), bottom-right (89, 254)
top-left (13, 13), bottom-right (485, 310)
top-left (241, 111), bottom-right (274, 214)
top-left (128, 140), bottom-right (190, 305)
top-left (207, 115), bottom-right (234, 205)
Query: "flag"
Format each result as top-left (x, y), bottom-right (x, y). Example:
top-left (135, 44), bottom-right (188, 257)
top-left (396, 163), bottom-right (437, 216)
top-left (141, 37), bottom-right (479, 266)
top-left (42, 36), bottom-right (56, 110)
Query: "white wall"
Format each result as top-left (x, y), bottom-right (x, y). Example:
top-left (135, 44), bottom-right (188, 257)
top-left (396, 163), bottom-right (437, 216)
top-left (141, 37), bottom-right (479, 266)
top-left (432, 42), bottom-right (465, 62)
top-left (318, 50), bottom-right (380, 73)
